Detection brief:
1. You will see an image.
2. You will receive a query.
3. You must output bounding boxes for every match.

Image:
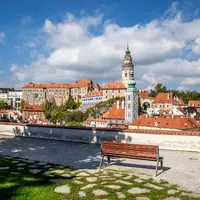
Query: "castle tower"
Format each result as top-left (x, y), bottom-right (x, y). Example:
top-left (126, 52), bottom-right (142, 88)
top-left (125, 69), bottom-right (138, 123)
top-left (122, 45), bottom-right (134, 88)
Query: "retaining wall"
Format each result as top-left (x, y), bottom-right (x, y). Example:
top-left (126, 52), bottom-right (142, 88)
top-left (0, 123), bottom-right (200, 152)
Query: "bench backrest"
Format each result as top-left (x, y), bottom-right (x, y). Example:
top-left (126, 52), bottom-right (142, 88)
top-left (101, 141), bottom-right (159, 160)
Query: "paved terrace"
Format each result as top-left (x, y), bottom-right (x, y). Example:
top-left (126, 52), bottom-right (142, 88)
top-left (0, 135), bottom-right (199, 193)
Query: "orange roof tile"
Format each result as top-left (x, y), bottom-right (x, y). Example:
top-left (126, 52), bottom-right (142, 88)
top-left (104, 101), bottom-right (125, 120)
top-left (103, 81), bottom-right (126, 89)
top-left (152, 92), bottom-right (184, 105)
top-left (23, 104), bottom-right (43, 112)
top-left (138, 90), bottom-right (149, 98)
top-left (188, 100), bottom-right (200, 107)
top-left (93, 83), bottom-right (101, 89)
top-left (130, 115), bottom-right (199, 130)
top-left (83, 91), bottom-right (103, 98)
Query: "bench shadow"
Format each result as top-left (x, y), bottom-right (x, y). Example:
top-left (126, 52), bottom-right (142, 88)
top-left (101, 159), bottom-right (170, 176)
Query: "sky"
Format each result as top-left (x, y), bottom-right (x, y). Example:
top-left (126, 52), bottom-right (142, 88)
top-left (0, 0), bottom-right (200, 91)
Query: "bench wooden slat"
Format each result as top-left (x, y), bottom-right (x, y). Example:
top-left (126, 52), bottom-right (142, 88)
top-left (99, 141), bottom-right (164, 176)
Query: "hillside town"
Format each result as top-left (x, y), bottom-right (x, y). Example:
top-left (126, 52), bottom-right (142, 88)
top-left (1, 46), bottom-right (200, 132)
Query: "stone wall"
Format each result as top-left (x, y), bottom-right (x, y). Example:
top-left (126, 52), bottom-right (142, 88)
top-left (0, 123), bottom-right (200, 152)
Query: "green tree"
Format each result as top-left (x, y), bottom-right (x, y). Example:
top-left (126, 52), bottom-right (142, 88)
top-left (150, 83), bottom-right (167, 97)
top-left (0, 100), bottom-right (10, 109)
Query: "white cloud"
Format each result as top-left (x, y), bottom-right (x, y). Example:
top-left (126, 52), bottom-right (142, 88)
top-left (0, 32), bottom-right (5, 43)
top-left (10, 64), bottom-right (18, 72)
top-left (21, 16), bottom-right (33, 24)
top-left (9, 3), bottom-right (200, 91)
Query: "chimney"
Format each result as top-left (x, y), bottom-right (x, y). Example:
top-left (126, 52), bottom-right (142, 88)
top-left (117, 101), bottom-right (119, 109)
top-left (122, 100), bottom-right (124, 109)
top-left (167, 93), bottom-right (170, 100)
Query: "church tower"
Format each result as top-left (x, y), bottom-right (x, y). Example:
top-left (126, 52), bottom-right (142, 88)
top-left (122, 45), bottom-right (134, 88)
top-left (125, 69), bottom-right (138, 123)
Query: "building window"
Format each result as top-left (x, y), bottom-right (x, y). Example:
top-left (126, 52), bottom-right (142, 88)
top-left (118, 90), bottom-right (120, 93)
top-left (125, 73), bottom-right (127, 77)
top-left (128, 95), bottom-right (130, 100)
top-left (112, 90), bottom-right (114, 93)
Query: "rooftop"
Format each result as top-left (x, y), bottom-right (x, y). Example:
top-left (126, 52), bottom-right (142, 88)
top-left (103, 81), bottom-right (126, 89)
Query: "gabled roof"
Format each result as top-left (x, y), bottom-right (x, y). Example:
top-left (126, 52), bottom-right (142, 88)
top-left (138, 90), bottom-right (149, 98)
top-left (152, 92), bottom-right (184, 105)
top-left (93, 83), bottom-right (101, 89)
top-left (130, 115), bottom-right (199, 130)
top-left (188, 100), bottom-right (200, 107)
top-left (103, 81), bottom-right (126, 89)
top-left (83, 91), bottom-right (103, 98)
top-left (23, 104), bottom-right (43, 112)
top-left (103, 101), bottom-right (125, 120)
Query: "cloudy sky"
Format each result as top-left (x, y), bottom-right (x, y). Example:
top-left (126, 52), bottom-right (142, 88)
top-left (0, 0), bottom-right (200, 91)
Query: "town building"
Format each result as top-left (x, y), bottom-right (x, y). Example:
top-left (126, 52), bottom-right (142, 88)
top-left (102, 82), bottom-right (126, 101)
top-left (151, 92), bottom-right (185, 110)
top-left (22, 104), bottom-right (45, 122)
top-left (129, 114), bottom-right (200, 131)
top-left (22, 79), bottom-right (100, 106)
top-left (8, 90), bottom-right (22, 110)
top-left (188, 100), bottom-right (200, 113)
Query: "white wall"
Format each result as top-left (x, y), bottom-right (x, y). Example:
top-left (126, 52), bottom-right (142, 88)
top-left (0, 123), bottom-right (199, 152)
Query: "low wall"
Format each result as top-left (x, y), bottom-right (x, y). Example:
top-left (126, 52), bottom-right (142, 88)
top-left (0, 123), bottom-right (200, 152)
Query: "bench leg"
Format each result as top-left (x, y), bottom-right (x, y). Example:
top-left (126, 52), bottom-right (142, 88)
top-left (99, 155), bottom-right (104, 169)
top-left (156, 160), bottom-right (159, 176)
top-left (160, 158), bottom-right (164, 171)
top-left (107, 156), bottom-right (111, 165)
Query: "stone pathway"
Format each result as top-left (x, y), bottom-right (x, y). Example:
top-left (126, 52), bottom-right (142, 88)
top-left (0, 154), bottom-right (199, 200)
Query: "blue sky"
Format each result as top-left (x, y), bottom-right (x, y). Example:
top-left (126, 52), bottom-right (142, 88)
top-left (0, 0), bottom-right (200, 90)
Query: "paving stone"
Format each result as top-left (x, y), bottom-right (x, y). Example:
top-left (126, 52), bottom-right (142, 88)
top-left (140, 175), bottom-right (152, 180)
top-left (0, 167), bottom-right (9, 170)
top-left (123, 175), bottom-right (132, 180)
top-left (86, 177), bottom-right (97, 182)
top-left (116, 192), bottom-right (126, 199)
top-left (29, 169), bottom-right (42, 174)
top-left (44, 165), bottom-right (51, 168)
top-left (145, 183), bottom-right (163, 190)
top-left (81, 184), bottom-right (96, 190)
top-left (17, 163), bottom-right (26, 167)
top-left (182, 192), bottom-right (200, 198)
top-left (114, 173), bottom-right (122, 177)
top-left (10, 172), bottom-right (20, 175)
top-left (11, 161), bottom-right (20, 164)
top-left (134, 179), bottom-right (144, 183)
top-left (22, 159), bottom-right (35, 163)
top-left (136, 197), bottom-right (150, 200)
top-left (17, 167), bottom-right (24, 171)
top-left (101, 178), bottom-right (116, 181)
top-left (168, 189), bottom-right (178, 194)
top-left (162, 198), bottom-right (180, 200)
top-left (61, 173), bottom-right (71, 178)
top-left (92, 189), bottom-right (108, 196)
top-left (77, 172), bottom-right (90, 177)
top-left (54, 184), bottom-right (70, 194)
top-left (43, 172), bottom-right (54, 177)
top-left (28, 165), bottom-right (38, 168)
top-left (116, 180), bottom-right (132, 185)
top-left (49, 178), bottom-right (63, 184)
top-left (76, 177), bottom-right (82, 180)
top-left (74, 180), bottom-right (84, 184)
top-left (51, 169), bottom-right (64, 174)
top-left (128, 187), bottom-right (150, 194)
top-left (105, 185), bottom-right (121, 189)
top-left (37, 162), bottom-right (47, 166)
top-left (79, 191), bottom-right (86, 197)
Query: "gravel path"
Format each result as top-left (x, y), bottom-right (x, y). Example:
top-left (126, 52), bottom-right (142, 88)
top-left (0, 135), bottom-right (199, 193)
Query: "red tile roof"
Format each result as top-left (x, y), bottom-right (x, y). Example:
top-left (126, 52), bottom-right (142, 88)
top-left (23, 79), bottom-right (92, 89)
top-left (103, 81), bottom-right (126, 89)
top-left (103, 101), bottom-right (125, 120)
top-left (23, 104), bottom-right (43, 112)
top-left (93, 83), bottom-right (101, 89)
top-left (138, 90), bottom-right (149, 98)
top-left (130, 115), bottom-right (199, 130)
top-left (83, 91), bottom-right (103, 98)
top-left (188, 100), bottom-right (200, 107)
top-left (152, 92), bottom-right (184, 105)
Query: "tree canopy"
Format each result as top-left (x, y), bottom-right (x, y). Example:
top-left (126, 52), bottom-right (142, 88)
top-left (0, 100), bottom-right (10, 109)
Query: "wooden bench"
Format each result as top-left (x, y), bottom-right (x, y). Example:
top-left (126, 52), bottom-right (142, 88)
top-left (99, 141), bottom-right (163, 176)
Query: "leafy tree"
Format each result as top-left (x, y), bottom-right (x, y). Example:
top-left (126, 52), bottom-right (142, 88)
top-left (150, 83), bottom-right (167, 97)
top-left (0, 100), bottom-right (10, 109)
top-left (19, 99), bottom-right (25, 112)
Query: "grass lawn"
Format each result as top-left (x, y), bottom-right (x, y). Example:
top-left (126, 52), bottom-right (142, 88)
top-left (0, 155), bottom-right (199, 200)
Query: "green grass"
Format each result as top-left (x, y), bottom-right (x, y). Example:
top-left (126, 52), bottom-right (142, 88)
top-left (0, 155), bottom-right (199, 200)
